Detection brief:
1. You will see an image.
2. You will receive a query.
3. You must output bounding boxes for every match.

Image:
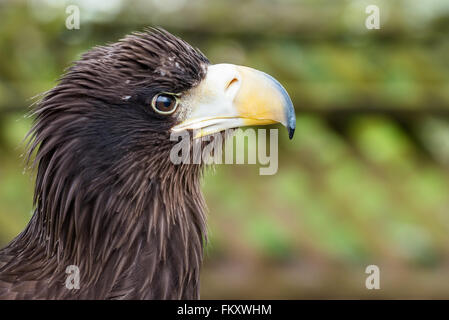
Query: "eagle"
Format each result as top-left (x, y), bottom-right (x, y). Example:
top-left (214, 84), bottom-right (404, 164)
top-left (0, 28), bottom-right (295, 299)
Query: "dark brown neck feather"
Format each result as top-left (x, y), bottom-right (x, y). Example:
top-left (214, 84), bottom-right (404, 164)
top-left (1, 159), bottom-right (207, 299)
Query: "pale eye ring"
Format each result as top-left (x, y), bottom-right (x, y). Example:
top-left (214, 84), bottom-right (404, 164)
top-left (151, 93), bottom-right (179, 115)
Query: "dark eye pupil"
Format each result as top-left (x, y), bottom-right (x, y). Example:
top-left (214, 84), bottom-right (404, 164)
top-left (156, 95), bottom-right (175, 111)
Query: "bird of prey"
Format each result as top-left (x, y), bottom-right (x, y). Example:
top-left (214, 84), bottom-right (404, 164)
top-left (0, 28), bottom-right (295, 299)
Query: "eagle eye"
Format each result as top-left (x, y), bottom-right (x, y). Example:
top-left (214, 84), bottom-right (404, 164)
top-left (151, 93), bottom-right (179, 115)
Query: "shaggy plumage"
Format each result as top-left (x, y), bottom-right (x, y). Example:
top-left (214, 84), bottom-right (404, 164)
top-left (0, 29), bottom-right (211, 299)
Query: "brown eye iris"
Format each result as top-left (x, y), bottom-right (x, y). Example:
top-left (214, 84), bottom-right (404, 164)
top-left (151, 93), bottom-right (178, 114)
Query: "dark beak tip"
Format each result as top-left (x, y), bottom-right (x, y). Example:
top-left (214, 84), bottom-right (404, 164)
top-left (288, 126), bottom-right (295, 140)
top-left (285, 99), bottom-right (296, 140)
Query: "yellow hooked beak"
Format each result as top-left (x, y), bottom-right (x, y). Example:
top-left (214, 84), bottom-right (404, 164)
top-left (171, 64), bottom-right (296, 139)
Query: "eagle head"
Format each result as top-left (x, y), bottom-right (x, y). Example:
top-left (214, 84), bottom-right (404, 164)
top-left (30, 28), bottom-right (295, 183)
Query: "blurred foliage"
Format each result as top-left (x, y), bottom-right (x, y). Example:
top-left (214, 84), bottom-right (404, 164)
top-left (1, 0), bottom-right (449, 298)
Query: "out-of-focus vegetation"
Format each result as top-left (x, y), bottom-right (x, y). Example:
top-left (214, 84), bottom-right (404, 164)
top-left (1, 0), bottom-right (449, 298)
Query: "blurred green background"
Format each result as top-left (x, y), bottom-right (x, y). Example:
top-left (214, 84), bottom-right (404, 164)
top-left (1, 0), bottom-right (449, 298)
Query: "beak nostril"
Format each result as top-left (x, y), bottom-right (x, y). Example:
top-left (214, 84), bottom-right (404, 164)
top-left (225, 78), bottom-right (239, 91)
